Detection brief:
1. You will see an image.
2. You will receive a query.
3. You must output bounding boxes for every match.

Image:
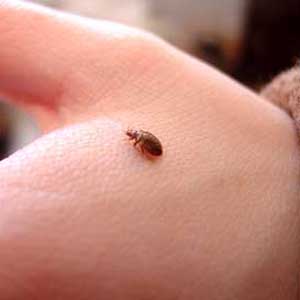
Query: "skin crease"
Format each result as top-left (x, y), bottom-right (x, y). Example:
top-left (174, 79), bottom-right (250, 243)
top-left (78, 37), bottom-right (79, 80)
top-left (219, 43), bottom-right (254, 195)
top-left (0, 1), bottom-right (299, 299)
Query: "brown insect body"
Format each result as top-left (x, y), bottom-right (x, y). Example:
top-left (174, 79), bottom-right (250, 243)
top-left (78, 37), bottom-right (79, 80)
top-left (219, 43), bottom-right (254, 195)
top-left (126, 129), bottom-right (163, 156)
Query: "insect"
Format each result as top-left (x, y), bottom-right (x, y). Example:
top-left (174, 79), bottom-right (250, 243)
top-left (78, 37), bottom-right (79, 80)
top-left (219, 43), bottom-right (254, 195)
top-left (126, 129), bottom-right (163, 156)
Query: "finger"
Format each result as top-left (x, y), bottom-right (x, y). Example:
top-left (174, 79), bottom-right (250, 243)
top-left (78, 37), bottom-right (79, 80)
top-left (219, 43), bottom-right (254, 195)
top-left (0, 0), bottom-right (150, 115)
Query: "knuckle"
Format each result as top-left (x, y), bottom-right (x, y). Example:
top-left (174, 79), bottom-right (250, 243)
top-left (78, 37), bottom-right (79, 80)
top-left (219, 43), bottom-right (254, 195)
top-left (108, 28), bottom-right (172, 71)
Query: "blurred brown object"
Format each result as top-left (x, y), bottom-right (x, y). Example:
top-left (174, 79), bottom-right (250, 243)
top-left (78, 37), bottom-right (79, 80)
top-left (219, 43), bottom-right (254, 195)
top-left (233, 0), bottom-right (300, 86)
top-left (0, 105), bottom-right (11, 160)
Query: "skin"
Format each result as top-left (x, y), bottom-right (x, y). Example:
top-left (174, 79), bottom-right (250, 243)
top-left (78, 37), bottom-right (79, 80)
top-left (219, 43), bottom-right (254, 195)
top-left (0, 1), bottom-right (299, 299)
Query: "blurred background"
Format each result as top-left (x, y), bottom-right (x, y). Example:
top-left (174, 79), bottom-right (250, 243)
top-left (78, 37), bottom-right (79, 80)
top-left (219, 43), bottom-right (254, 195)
top-left (1, 0), bottom-right (300, 159)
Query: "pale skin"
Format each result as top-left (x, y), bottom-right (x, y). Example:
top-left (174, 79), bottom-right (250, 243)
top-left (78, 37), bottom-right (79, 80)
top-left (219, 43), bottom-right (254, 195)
top-left (0, 1), bottom-right (299, 299)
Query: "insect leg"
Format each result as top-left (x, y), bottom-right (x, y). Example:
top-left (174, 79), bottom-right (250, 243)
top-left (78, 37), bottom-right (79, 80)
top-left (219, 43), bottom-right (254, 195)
top-left (134, 135), bottom-right (142, 146)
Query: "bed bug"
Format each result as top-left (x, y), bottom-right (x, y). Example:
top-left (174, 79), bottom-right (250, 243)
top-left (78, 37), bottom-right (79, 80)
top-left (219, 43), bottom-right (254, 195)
top-left (126, 129), bottom-right (163, 156)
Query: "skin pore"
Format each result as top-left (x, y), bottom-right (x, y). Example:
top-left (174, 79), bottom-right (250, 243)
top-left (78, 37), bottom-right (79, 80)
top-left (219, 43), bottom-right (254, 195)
top-left (0, 1), bottom-right (299, 299)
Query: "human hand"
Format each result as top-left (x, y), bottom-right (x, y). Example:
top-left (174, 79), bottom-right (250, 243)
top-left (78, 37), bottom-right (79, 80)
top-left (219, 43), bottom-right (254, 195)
top-left (0, 1), bottom-right (299, 299)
